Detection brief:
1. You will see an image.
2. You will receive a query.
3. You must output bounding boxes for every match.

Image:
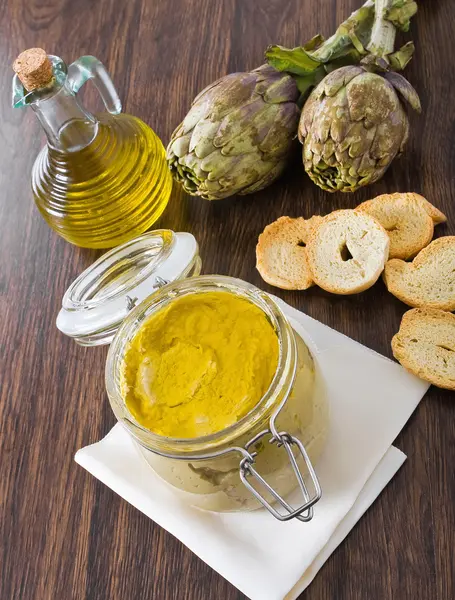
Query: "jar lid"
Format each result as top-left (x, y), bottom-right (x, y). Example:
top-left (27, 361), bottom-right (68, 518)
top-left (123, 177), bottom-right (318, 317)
top-left (57, 230), bottom-right (199, 346)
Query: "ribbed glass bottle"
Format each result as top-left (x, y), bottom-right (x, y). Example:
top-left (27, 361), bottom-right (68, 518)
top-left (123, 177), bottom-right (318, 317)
top-left (13, 51), bottom-right (172, 249)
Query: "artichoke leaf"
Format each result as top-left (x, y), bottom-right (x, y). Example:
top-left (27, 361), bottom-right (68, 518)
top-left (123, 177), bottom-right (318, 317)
top-left (322, 138), bottom-right (336, 162)
top-left (182, 96), bottom-right (216, 134)
top-left (207, 73), bottom-right (257, 121)
top-left (346, 72), bottom-right (399, 124)
top-left (178, 151), bottom-right (203, 175)
top-left (189, 119), bottom-right (220, 157)
top-left (385, 1), bottom-right (418, 32)
top-left (389, 42), bottom-right (415, 71)
top-left (191, 72), bottom-right (243, 105)
top-left (221, 126), bottom-right (262, 157)
top-left (265, 45), bottom-right (322, 76)
top-left (385, 71), bottom-right (421, 112)
top-left (239, 161), bottom-right (285, 195)
top-left (312, 106), bottom-right (334, 144)
top-left (258, 104), bottom-right (300, 157)
top-left (310, 1), bottom-right (375, 63)
top-left (329, 110), bottom-right (350, 143)
top-left (358, 151), bottom-right (377, 177)
top-left (323, 66), bottom-right (364, 97)
top-left (347, 125), bottom-right (376, 159)
top-left (303, 34), bottom-right (326, 52)
top-left (323, 48), bottom-right (363, 72)
top-left (201, 151), bottom-right (241, 180)
top-left (252, 64), bottom-right (281, 82)
top-left (179, 153), bottom-right (206, 181)
top-left (263, 74), bottom-right (300, 103)
top-left (213, 156), bottom-right (276, 196)
top-left (293, 66), bottom-right (326, 100)
top-left (181, 74), bottom-right (255, 132)
top-left (213, 99), bottom-right (267, 147)
top-left (203, 179), bottom-right (223, 194)
top-left (369, 116), bottom-right (404, 160)
top-left (254, 75), bottom-right (283, 96)
top-left (170, 134), bottom-right (191, 158)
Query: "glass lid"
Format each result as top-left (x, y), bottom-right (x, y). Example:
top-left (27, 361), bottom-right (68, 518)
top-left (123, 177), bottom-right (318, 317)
top-left (57, 230), bottom-right (199, 346)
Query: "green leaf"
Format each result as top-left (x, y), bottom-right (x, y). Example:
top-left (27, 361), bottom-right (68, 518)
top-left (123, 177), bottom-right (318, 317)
top-left (389, 42), bottom-right (415, 71)
top-left (361, 54), bottom-right (390, 72)
top-left (325, 48), bottom-right (364, 72)
top-left (330, 44), bottom-right (363, 63)
top-left (341, 26), bottom-right (366, 55)
top-left (385, 1), bottom-right (418, 32)
top-left (303, 34), bottom-right (325, 52)
top-left (385, 71), bottom-right (421, 112)
top-left (310, 2), bottom-right (374, 63)
top-left (265, 45), bottom-right (322, 76)
top-left (293, 66), bottom-right (326, 100)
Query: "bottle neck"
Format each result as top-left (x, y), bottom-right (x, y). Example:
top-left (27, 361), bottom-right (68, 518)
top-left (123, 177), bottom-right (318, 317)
top-left (31, 81), bottom-right (98, 152)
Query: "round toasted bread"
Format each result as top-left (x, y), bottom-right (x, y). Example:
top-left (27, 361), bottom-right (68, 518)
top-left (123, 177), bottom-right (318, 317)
top-left (357, 193), bottom-right (443, 259)
top-left (410, 193), bottom-right (447, 225)
top-left (384, 236), bottom-right (455, 311)
top-left (392, 308), bottom-right (455, 390)
top-left (256, 215), bottom-right (323, 290)
top-left (306, 210), bottom-right (390, 295)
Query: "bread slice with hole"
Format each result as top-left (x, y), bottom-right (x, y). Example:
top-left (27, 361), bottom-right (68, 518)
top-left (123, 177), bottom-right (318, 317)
top-left (411, 193), bottom-right (447, 225)
top-left (256, 215), bottom-right (323, 290)
top-left (392, 308), bottom-right (455, 390)
top-left (357, 193), bottom-right (446, 260)
top-left (305, 209), bottom-right (390, 295)
top-left (384, 236), bottom-right (455, 311)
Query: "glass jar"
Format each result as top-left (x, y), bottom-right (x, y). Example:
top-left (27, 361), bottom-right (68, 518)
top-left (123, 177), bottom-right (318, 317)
top-left (58, 231), bottom-right (329, 522)
top-left (106, 277), bottom-right (328, 519)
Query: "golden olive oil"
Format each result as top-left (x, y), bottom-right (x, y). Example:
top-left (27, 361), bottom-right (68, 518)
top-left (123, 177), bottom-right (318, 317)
top-left (32, 114), bottom-right (172, 249)
top-left (13, 51), bottom-right (172, 249)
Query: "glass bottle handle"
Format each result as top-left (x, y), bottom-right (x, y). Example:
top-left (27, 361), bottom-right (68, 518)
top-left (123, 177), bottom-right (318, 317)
top-left (67, 56), bottom-right (122, 115)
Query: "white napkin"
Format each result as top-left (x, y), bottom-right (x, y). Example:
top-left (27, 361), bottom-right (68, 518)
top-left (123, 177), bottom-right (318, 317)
top-left (76, 297), bottom-right (429, 600)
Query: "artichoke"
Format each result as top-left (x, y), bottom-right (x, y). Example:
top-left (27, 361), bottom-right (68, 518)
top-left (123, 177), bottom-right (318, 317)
top-left (299, 65), bottom-right (421, 192)
top-left (267, 0), bottom-right (421, 193)
top-left (166, 65), bottom-right (300, 200)
top-left (167, 1), bottom-right (377, 200)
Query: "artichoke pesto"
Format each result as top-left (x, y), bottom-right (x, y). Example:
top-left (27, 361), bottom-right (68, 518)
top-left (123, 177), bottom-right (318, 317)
top-left (121, 291), bottom-right (279, 438)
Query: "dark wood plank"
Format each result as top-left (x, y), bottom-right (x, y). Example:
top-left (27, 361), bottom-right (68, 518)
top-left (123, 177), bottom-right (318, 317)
top-left (0, 1), bottom-right (454, 599)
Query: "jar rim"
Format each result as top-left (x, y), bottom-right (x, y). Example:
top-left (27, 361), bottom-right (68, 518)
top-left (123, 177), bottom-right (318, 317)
top-left (105, 275), bottom-right (297, 457)
top-left (62, 230), bottom-right (175, 311)
top-left (56, 230), bottom-right (200, 346)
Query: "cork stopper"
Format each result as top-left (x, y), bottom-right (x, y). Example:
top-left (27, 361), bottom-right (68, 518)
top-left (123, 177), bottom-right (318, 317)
top-left (13, 48), bottom-right (53, 91)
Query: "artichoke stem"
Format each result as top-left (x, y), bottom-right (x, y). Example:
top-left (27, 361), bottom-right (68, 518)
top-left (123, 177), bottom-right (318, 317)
top-left (367, 0), bottom-right (397, 57)
top-left (311, 0), bottom-right (375, 63)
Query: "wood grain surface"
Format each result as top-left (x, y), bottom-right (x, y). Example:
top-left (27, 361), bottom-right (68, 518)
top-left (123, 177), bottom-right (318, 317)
top-left (1, 1), bottom-right (454, 599)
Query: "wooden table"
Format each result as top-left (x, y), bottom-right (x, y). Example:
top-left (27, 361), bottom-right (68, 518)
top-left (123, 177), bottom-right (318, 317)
top-left (1, 1), bottom-right (454, 598)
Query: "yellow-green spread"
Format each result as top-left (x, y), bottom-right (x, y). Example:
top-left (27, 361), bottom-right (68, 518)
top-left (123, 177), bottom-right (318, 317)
top-left (121, 291), bottom-right (279, 438)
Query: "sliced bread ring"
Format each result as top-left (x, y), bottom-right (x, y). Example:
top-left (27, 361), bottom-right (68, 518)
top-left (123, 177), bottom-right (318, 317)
top-left (392, 308), bottom-right (455, 390)
top-left (384, 236), bottom-right (455, 311)
top-left (256, 215), bottom-right (323, 290)
top-left (306, 209), bottom-right (390, 295)
top-left (356, 193), bottom-right (444, 259)
top-left (410, 193), bottom-right (447, 225)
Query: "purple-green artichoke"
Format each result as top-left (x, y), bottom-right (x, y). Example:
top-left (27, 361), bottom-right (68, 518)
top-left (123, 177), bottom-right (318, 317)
top-left (299, 65), bottom-right (421, 192)
top-left (166, 65), bottom-right (300, 200)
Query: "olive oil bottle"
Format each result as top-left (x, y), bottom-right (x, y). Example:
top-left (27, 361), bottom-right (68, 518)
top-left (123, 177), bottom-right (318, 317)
top-left (12, 49), bottom-right (172, 249)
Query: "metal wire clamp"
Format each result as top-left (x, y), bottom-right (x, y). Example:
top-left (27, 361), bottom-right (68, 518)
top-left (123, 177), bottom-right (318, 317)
top-left (133, 413), bottom-right (322, 523)
top-left (237, 428), bottom-right (321, 522)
